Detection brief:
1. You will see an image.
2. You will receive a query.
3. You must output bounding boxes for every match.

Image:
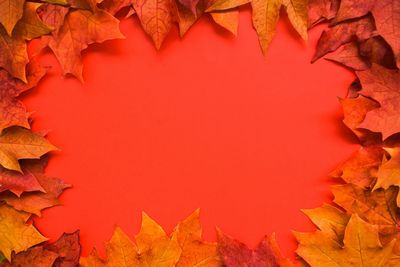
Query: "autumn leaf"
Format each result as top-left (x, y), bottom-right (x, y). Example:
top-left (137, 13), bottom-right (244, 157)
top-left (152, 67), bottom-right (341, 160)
top-left (360, 37), bottom-right (397, 69)
top-left (0, 127), bottom-right (57, 172)
top-left (171, 209), bottom-right (221, 266)
top-left (356, 64), bottom-right (400, 140)
top-left (324, 42), bottom-right (370, 70)
top-left (302, 203), bottom-right (350, 242)
top-left (251, 0), bottom-right (282, 54)
top-left (133, 0), bottom-right (173, 49)
top-left (295, 214), bottom-right (398, 266)
top-left (217, 230), bottom-right (294, 267)
top-left (99, 0), bottom-right (134, 15)
top-left (312, 15), bottom-right (376, 62)
top-left (331, 146), bottom-right (384, 188)
top-left (173, 0), bottom-right (202, 37)
top-left (282, 0), bottom-right (308, 40)
top-left (0, 205), bottom-right (47, 260)
top-left (0, 60), bottom-right (46, 134)
top-left (44, 7), bottom-right (124, 81)
top-left (179, 0), bottom-right (200, 14)
top-left (104, 227), bottom-right (138, 266)
top-left (7, 231), bottom-right (81, 266)
top-left (211, 9), bottom-right (239, 36)
top-left (1, 159), bottom-right (70, 216)
top-left (308, 0), bottom-right (339, 27)
top-left (206, 0), bottom-right (250, 12)
top-left (0, 0), bottom-right (25, 36)
top-left (332, 183), bottom-right (399, 244)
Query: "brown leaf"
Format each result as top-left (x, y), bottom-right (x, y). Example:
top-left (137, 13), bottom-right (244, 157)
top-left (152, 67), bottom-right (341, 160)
top-left (133, 0), bottom-right (173, 49)
top-left (332, 183), bottom-right (399, 244)
top-left (312, 15), bottom-right (376, 62)
top-left (295, 214), bottom-right (397, 266)
top-left (0, 60), bottom-right (46, 134)
top-left (334, 0), bottom-right (374, 23)
top-left (206, 0), bottom-right (250, 12)
top-left (0, 127), bottom-right (57, 172)
top-left (8, 246), bottom-right (59, 267)
top-left (308, 0), bottom-right (340, 27)
top-left (0, 0), bottom-right (25, 35)
top-left (0, 205), bottom-right (47, 261)
top-left (45, 8), bottom-right (124, 81)
top-left (357, 65), bottom-right (400, 140)
top-left (217, 230), bottom-right (294, 267)
top-left (99, 0), bottom-right (134, 15)
top-left (210, 9), bottom-right (239, 36)
top-left (251, 0), bottom-right (282, 54)
top-left (325, 42), bottom-right (370, 70)
top-left (359, 37), bottom-right (397, 69)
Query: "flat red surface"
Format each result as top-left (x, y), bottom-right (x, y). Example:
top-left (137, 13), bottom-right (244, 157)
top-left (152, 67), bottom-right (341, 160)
top-left (23, 9), bottom-right (357, 259)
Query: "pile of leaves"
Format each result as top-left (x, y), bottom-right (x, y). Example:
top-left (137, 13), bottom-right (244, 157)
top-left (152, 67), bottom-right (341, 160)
top-left (0, 0), bottom-right (399, 266)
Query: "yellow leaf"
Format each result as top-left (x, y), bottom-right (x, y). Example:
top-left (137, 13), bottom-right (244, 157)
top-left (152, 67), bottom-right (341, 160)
top-left (251, 0), bottom-right (282, 53)
top-left (0, 205), bottom-right (47, 260)
top-left (211, 9), bottom-right (239, 36)
top-left (282, 0), bottom-right (307, 40)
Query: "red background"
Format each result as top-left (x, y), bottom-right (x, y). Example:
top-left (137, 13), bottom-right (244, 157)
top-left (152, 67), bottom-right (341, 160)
top-left (23, 9), bottom-right (357, 259)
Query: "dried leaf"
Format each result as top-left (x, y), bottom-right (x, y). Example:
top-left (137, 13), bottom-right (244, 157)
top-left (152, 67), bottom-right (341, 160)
top-left (282, 0), bottom-right (308, 40)
top-left (308, 0), bottom-right (339, 27)
top-left (325, 42), bottom-right (370, 70)
top-left (0, 205), bottom-right (47, 260)
top-left (206, 0), bottom-right (250, 12)
top-left (133, 0), bottom-right (173, 49)
top-left (211, 9), bottom-right (239, 36)
top-left (0, 0), bottom-right (25, 35)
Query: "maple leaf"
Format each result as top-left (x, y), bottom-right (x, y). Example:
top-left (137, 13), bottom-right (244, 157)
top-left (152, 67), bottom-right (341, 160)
top-left (0, 127), bottom-right (57, 172)
top-left (302, 203), bottom-right (350, 242)
top-left (324, 42), bottom-right (370, 70)
top-left (332, 183), bottom-right (399, 244)
top-left (308, 0), bottom-right (340, 27)
top-left (210, 9), bottom-right (239, 36)
top-left (206, 0), bottom-right (250, 12)
top-left (0, 0), bottom-right (25, 36)
top-left (133, 0), bottom-right (173, 49)
top-left (251, 0), bottom-right (282, 54)
top-left (0, 205), bottom-right (47, 260)
top-left (373, 147), bottom-right (400, 206)
top-left (39, 3), bottom-right (69, 35)
top-left (331, 146), bottom-right (384, 188)
top-left (179, 0), bottom-right (200, 14)
top-left (312, 15), bottom-right (376, 62)
top-left (0, 60), bottom-right (46, 134)
top-left (356, 64), bottom-right (400, 140)
top-left (282, 0), bottom-right (308, 40)
top-left (1, 159), bottom-right (70, 216)
top-left (99, 0), bottom-right (134, 15)
top-left (359, 37), bottom-right (397, 69)
top-left (44, 7), bottom-right (124, 81)
top-left (295, 214), bottom-right (398, 266)
top-left (7, 231), bottom-right (81, 266)
top-left (217, 230), bottom-right (295, 267)
top-left (171, 209), bottom-right (221, 266)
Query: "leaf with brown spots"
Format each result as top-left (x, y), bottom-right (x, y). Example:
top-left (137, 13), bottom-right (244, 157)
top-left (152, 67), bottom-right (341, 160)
top-left (133, 0), bottom-right (173, 49)
top-left (0, 205), bottom-right (47, 261)
top-left (0, 127), bottom-right (57, 172)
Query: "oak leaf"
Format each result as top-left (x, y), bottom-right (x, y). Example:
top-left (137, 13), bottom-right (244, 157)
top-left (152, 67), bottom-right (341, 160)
top-left (357, 64), bottom-right (400, 140)
top-left (332, 183), bottom-right (399, 244)
top-left (0, 0), bottom-right (25, 35)
top-left (217, 230), bottom-right (295, 267)
top-left (44, 7), bottom-right (124, 81)
top-left (0, 127), bottom-right (57, 172)
top-left (133, 0), bottom-right (173, 49)
top-left (295, 214), bottom-right (398, 266)
top-left (0, 60), bottom-right (46, 134)
top-left (0, 205), bottom-right (47, 260)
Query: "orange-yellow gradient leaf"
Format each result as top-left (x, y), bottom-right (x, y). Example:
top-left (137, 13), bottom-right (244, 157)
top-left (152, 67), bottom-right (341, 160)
top-left (0, 205), bottom-right (47, 260)
top-left (211, 9), bottom-right (239, 36)
top-left (0, 127), bottom-right (58, 172)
